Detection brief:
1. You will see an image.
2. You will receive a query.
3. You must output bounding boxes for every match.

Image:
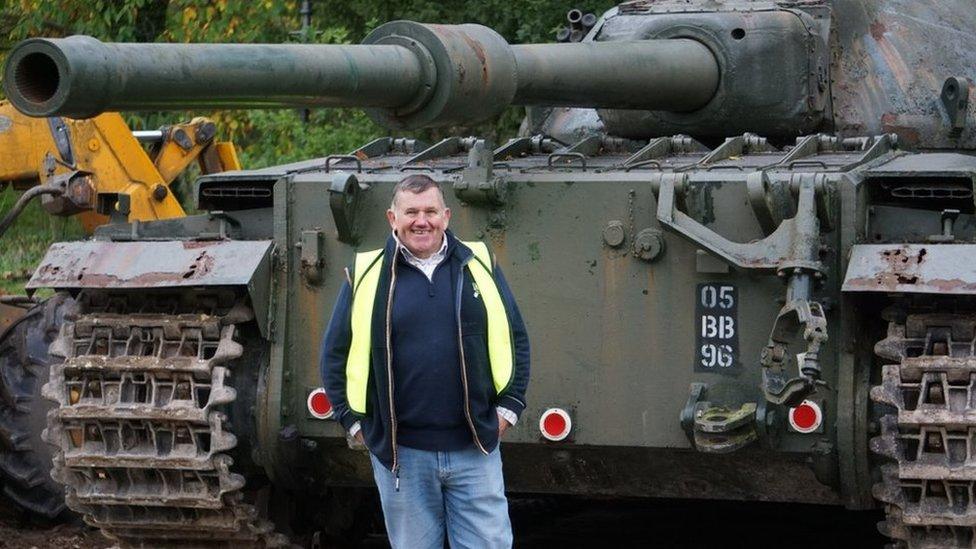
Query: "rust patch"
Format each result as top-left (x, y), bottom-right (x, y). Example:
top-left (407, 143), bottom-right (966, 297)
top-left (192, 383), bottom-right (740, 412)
top-left (56, 271), bottom-right (182, 287)
top-left (848, 247), bottom-right (976, 292)
top-left (183, 252), bottom-right (214, 279)
top-left (880, 113), bottom-right (920, 148)
top-left (0, 302), bottom-right (26, 335)
top-left (927, 278), bottom-right (976, 293)
top-left (880, 247), bottom-right (925, 269)
top-left (459, 33), bottom-right (489, 85)
top-left (861, 246), bottom-right (927, 290)
top-left (181, 241), bottom-right (216, 249)
top-left (870, 20), bottom-right (887, 41)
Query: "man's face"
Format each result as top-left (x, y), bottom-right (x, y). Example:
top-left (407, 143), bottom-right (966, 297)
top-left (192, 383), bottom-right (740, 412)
top-left (387, 187), bottom-right (451, 259)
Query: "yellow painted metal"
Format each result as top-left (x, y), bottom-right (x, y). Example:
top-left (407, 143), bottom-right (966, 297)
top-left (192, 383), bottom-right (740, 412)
top-left (78, 115), bottom-right (186, 231)
top-left (0, 100), bottom-right (241, 234)
top-left (0, 101), bottom-right (52, 187)
top-left (154, 117), bottom-right (239, 182)
top-left (213, 141), bottom-right (242, 171)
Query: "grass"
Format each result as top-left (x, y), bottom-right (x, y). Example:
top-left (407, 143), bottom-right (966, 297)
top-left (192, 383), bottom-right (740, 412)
top-left (0, 187), bottom-right (85, 295)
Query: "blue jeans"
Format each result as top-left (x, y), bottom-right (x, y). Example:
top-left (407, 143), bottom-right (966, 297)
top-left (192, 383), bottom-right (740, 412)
top-left (370, 445), bottom-right (512, 549)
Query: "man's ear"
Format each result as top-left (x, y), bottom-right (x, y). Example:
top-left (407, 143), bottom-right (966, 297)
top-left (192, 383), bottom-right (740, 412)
top-left (386, 209), bottom-right (396, 230)
top-left (443, 207), bottom-right (451, 225)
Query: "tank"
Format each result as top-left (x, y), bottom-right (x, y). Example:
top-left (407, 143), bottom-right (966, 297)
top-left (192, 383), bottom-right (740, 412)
top-left (2, 1), bottom-right (976, 547)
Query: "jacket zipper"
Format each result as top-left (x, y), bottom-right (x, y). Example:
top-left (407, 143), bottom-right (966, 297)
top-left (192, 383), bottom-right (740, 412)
top-left (386, 249), bottom-right (400, 489)
top-left (456, 256), bottom-right (489, 455)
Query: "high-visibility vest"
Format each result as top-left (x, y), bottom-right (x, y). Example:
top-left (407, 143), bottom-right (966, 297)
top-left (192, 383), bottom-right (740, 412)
top-left (345, 241), bottom-right (513, 415)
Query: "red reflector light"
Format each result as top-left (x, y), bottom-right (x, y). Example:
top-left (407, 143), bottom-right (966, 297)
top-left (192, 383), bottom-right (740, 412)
top-left (539, 408), bottom-right (572, 441)
top-left (788, 400), bottom-right (822, 433)
top-left (307, 388), bottom-right (333, 419)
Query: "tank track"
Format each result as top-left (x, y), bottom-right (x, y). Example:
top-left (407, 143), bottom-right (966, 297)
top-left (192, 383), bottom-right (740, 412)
top-left (41, 296), bottom-right (289, 547)
top-left (872, 311), bottom-right (976, 548)
top-left (0, 294), bottom-right (75, 518)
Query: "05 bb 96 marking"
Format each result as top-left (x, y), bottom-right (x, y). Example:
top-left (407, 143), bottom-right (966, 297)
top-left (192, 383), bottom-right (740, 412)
top-left (695, 283), bottom-right (739, 373)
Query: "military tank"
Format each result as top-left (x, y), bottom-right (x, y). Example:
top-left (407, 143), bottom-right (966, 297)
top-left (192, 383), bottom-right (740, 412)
top-left (2, 0), bottom-right (975, 546)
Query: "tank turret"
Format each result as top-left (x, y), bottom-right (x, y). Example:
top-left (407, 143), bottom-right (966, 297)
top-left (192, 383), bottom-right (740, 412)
top-left (7, 2), bottom-right (976, 148)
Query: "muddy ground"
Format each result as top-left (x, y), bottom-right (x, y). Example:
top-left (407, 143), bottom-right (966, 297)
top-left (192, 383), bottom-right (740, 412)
top-left (0, 496), bottom-right (109, 549)
top-left (0, 492), bottom-right (887, 548)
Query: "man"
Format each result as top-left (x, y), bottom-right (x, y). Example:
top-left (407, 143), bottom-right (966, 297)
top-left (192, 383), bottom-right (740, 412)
top-left (320, 174), bottom-right (530, 548)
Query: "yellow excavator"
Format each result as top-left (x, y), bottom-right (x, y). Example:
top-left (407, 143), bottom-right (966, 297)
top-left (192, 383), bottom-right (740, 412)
top-left (0, 99), bottom-right (240, 236)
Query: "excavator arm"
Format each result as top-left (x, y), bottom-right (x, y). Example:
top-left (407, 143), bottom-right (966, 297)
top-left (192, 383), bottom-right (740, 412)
top-left (0, 100), bottom-right (240, 234)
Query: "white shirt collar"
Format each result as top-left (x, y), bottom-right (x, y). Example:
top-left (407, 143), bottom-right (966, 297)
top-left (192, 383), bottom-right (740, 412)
top-left (393, 232), bottom-right (448, 281)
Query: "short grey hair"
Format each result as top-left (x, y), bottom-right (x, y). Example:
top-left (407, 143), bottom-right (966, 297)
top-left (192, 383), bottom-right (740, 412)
top-left (391, 175), bottom-right (445, 208)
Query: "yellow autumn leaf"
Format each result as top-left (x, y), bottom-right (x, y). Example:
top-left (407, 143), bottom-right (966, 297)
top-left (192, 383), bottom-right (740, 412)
top-left (182, 6), bottom-right (197, 23)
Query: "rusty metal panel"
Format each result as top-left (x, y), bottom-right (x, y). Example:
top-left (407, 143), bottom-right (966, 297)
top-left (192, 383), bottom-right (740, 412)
top-left (832, 0), bottom-right (976, 149)
top-left (843, 244), bottom-right (976, 294)
top-left (26, 240), bottom-right (273, 290)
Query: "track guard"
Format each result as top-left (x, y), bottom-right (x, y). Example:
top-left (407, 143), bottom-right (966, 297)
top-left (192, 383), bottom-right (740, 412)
top-left (25, 240), bottom-right (275, 337)
top-left (843, 244), bottom-right (976, 295)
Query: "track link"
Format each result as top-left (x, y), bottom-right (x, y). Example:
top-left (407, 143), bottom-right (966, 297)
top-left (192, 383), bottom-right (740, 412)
top-left (41, 297), bottom-right (288, 548)
top-left (872, 312), bottom-right (976, 548)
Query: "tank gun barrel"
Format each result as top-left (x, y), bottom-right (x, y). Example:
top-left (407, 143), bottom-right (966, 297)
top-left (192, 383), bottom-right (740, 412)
top-left (511, 41), bottom-right (716, 110)
top-left (3, 36), bottom-right (429, 117)
top-left (3, 21), bottom-right (719, 129)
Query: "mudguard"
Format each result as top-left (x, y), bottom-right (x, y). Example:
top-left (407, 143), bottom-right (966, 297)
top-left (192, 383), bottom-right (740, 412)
top-left (25, 240), bottom-right (274, 336)
top-left (843, 244), bottom-right (976, 294)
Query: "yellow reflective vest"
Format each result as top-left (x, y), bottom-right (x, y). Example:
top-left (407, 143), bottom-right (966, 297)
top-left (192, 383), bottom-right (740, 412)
top-left (344, 241), bottom-right (513, 415)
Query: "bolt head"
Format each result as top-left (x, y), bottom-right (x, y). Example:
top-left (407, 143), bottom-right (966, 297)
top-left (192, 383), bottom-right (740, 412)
top-left (602, 221), bottom-right (625, 247)
top-left (632, 229), bottom-right (665, 262)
